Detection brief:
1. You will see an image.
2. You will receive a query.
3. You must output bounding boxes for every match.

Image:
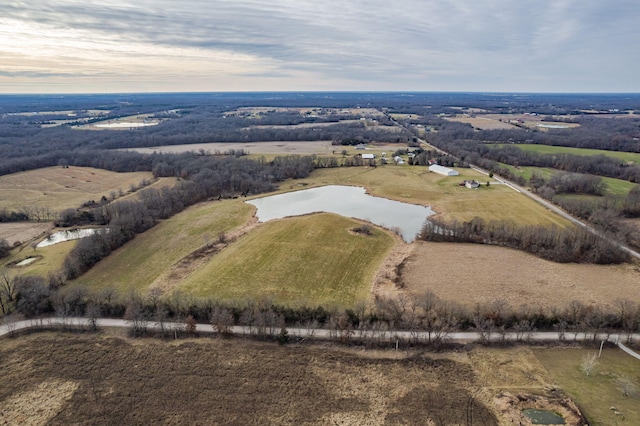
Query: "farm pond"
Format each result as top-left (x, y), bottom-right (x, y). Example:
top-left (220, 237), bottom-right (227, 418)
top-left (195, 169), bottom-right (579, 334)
top-left (36, 228), bottom-right (104, 248)
top-left (246, 185), bottom-right (434, 242)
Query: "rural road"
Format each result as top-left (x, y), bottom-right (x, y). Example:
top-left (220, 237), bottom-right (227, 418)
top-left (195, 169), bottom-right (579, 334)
top-left (2, 317), bottom-right (639, 351)
top-left (469, 164), bottom-right (640, 261)
top-left (387, 113), bottom-right (640, 261)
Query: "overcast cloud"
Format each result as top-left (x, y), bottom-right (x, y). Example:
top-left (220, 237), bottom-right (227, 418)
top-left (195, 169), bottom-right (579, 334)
top-left (1, 0), bottom-right (638, 93)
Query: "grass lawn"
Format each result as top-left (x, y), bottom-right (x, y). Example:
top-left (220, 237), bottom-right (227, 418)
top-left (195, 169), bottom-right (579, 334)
top-left (535, 347), bottom-right (640, 425)
top-left (496, 144), bottom-right (640, 164)
top-left (177, 213), bottom-right (395, 308)
top-left (75, 200), bottom-right (254, 292)
top-left (282, 165), bottom-right (569, 226)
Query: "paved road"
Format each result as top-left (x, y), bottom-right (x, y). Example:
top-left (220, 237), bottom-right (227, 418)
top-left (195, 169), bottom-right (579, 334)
top-left (2, 317), bottom-right (639, 347)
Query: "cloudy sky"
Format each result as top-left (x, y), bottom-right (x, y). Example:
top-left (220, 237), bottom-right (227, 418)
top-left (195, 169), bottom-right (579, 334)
top-left (1, 0), bottom-right (639, 93)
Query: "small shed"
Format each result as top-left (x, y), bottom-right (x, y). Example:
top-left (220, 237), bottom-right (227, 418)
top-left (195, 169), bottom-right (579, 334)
top-left (355, 143), bottom-right (366, 150)
top-left (362, 153), bottom-right (375, 160)
top-left (429, 164), bottom-right (459, 176)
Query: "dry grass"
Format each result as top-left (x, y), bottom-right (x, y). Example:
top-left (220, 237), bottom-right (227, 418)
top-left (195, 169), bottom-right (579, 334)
top-left (446, 115), bottom-right (518, 130)
top-left (0, 332), bottom-right (499, 425)
top-left (0, 166), bottom-right (157, 212)
top-left (0, 222), bottom-right (52, 245)
top-left (127, 140), bottom-right (336, 155)
top-left (399, 241), bottom-right (640, 308)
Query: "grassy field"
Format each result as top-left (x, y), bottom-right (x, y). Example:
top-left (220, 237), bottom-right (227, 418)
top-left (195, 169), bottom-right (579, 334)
top-left (499, 143), bottom-right (640, 164)
top-left (401, 241), bottom-right (640, 308)
top-left (0, 166), bottom-right (160, 213)
top-left (286, 165), bottom-right (570, 226)
top-left (0, 332), bottom-right (590, 425)
top-left (536, 348), bottom-right (640, 425)
top-left (74, 200), bottom-right (254, 293)
top-left (498, 163), bottom-right (638, 196)
top-left (1, 239), bottom-right (75, 278)
top-left (178, 213), bottom-right (395, 307)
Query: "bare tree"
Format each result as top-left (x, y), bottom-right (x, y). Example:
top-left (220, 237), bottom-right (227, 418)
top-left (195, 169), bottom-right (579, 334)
top-left (581, 352), bottom-right (598, 377)
top-left (210, 305), bottom-right (234, 337)
top-left (0, 268), bottom-right (16, 315)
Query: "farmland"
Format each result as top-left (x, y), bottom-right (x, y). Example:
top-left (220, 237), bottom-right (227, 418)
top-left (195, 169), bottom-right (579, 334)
top-left (499, 143), bottom-right (640, 164)
top-left (399, 241), bottom-right (640, 308)
top-left (178, 213), bottom-right (394, 307)
top-left (72, 200), bottom-right (255, 293)
top-left (0, 166), bottom-right (161, 213)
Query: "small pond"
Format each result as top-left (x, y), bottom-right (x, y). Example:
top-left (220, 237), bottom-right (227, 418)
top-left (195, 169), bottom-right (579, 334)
top-left (16, 257), bottom-right (37, 266)
top-left (246, 185), bottom-right (434, 242)
top-left (522, 409), bottom-right (565, 424)
top-left (36, 228), bottom-right (104, 248)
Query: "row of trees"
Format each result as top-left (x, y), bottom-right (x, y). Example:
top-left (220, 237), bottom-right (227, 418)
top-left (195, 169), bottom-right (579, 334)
top-left (419, 217), bottom-right (630, 264)
top-left (3, 276), bottom-right (640, 345)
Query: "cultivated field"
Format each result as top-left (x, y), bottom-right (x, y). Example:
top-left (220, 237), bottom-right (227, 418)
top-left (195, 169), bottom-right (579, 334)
top-left (0, 167), bottom-right (160, 213)
top-left (399, 241), bottom-right (640, 308)
top-left (178, 213), bottom-right (394, 307)
top-left (5, 332), bottom-right (627, 425)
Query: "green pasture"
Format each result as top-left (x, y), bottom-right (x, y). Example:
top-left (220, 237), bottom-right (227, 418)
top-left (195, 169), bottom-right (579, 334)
top-left (497, 163), bottom-right (638, 197)
top-left (283, 165), bottom-right (569, 226)
top-left (1, 240), bottom-right (75, 278)
top-left (496, 144), bottom-right (640, 164)
top-left (535, 348), bottom-right (640, 425)
top-left (75, 200), bottom-right (254, 292)
top-left (177, 213), bottom-right (394, 308)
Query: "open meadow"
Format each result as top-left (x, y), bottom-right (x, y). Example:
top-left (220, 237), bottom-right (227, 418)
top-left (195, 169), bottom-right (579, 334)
top-left (0, 166), bottom-right (161, 213)
top-left (177, 213), bottom-right (394, 307)
top-left (399, 241), bottom-right (640, 308)
top-left (73, 200), bottom-right (255, 294)
top-left (9, 332), bottom-right (639, 425)
top-left (499, 143), bottom-right (640, 165)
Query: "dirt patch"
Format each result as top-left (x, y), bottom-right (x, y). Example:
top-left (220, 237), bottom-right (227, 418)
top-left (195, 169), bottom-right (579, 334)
top-left (370, 238), bottom-right (414, 301)
top-left (494, 392), bottom-right (587, 425)
top-left (0, 379), bottom-right (79, 426)
top-left (0, 222), bottom-right (52, 245)
top-left (398, 241), bottom-right (640, 308)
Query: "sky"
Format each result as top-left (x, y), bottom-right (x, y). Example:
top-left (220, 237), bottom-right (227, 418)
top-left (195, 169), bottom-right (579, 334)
top-left (1, 0), bottom-right (639, 94)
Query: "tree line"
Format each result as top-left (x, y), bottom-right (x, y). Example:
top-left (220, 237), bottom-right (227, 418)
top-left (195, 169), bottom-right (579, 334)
top-left (419, 217), bottom-right (630, 264)
top-left (2, 275), bottom-right (639, 346)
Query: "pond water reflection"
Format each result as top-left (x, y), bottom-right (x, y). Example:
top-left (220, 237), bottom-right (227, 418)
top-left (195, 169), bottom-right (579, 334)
top-left (246, 185), bottom-right (434, 242)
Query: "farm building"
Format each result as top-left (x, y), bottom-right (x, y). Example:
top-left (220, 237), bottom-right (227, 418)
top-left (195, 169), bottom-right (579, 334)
top-left (361, 153), bottom-right (375, 160)
top-left (355, 143), bottom-right (366, 150)
top-left (429, 164), bottom-right (459, 176)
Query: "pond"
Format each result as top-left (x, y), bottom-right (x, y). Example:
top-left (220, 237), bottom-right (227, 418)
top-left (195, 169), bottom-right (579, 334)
top-left (36, 228), bottom-right (104, 248)
top-left (522, 409), bottom-right (565, 424)
top-left (246, 185), bottom-right (434, 242)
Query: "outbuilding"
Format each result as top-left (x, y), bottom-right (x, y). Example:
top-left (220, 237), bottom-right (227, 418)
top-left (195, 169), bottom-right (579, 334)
top-left (361, 153), bottom-right (375, 160)
top-left (428, 164), bottom-right (459, 176)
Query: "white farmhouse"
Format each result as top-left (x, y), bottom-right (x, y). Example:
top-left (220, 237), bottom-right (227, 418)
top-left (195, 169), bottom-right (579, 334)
top-left (429, 164), bottom-right (459, 176)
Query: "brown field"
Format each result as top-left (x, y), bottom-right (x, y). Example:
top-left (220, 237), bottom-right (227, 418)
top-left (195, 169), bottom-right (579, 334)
top-left (398, 241), bottom-right (640, 308)
top-left (0, 222), bottom-right (52, 245)
top-left (0, 332), bottom-right (599, 425)
top-left (0, 167), bottom-right (163, 212)
top-left (127, 141), bottom-right (336, 155)
top-left (445, 115), bottom-right (518, 130)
